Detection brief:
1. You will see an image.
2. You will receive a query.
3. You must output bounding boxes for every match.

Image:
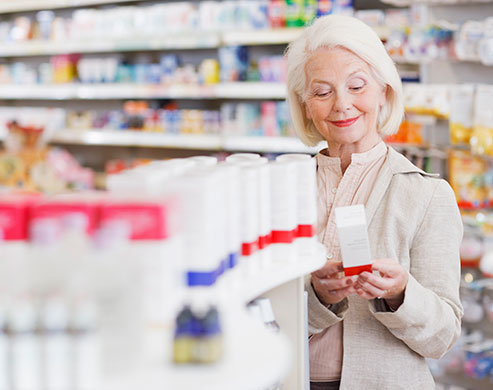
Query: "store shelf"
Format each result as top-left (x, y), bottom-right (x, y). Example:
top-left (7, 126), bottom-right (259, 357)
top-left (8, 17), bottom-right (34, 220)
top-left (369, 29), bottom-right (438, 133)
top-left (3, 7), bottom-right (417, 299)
top-left (0, 33), bottom-right (222, 57)
top-left (101, 308), bottom-right (290, 390)
top-left (48, 129), bottom-right (325, 154)
top-left (0, 83), bottom-right (286, 100)
top-left (214, 82), bottom-right (286, 99)
top-left (0, 0), bottom-right (143, 13)
top-left (223, 135), bottom-right (323, 154)
top-left (0, 25), bottom-right (390, 57)
top-left (222, 28), bottom-right (305, 46)
top-left (235, 242), bottom-right (326, 304)
top-left (100, 243), bottom-right (326, 390)
top-left (50, 130), bottom-right (223, 150)
top-left (435, 372), bottom-right (493, 390)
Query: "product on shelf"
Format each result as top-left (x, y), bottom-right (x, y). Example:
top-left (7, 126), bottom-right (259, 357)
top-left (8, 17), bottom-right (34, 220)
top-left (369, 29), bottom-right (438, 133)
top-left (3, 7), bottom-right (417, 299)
top-left (0, 112), bottom-right (93, 193)
top-left (403, 83), bottom-right (450, 119)
top-left (471, 84), bottom-right (493, 157)
top-left (461, 233), bottom-right (484, 269)
top-left (52, 54), bottom-right (80, 84)
top-left (384, 118), bottom-right (424, 145)
top-left (218, 45), bottom-right (249, 82)
top-left (173, 304), bottom-right (223, 365)
top-left (448, 150), bottom-right (490, 210)
top-left (221, 101), bottom-right (294, 137)
top-left (0, 51), bottom-right (287, 87)
top-left (450, 84), bottom-right (475, 146)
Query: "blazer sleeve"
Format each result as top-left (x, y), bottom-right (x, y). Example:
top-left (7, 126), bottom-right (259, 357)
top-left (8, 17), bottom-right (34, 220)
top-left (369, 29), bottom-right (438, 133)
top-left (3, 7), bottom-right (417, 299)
top-left (369, 178), bottom-right (464, 359)
top-left (305, 275), bottom-right (348, 336)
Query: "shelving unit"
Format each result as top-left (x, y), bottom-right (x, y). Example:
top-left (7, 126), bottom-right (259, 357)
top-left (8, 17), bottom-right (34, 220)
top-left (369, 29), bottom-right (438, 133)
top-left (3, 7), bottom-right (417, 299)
top-left (0, 82), bottom-right (287, 100)
top-left (0, 32), bottom-right (222, 56)
top-left (396, 1), bottom-right (493, 388)
top-left (39, 130), bottom-right (324, 154)
top-left (0, 0), bottom-right (144, 13)
top-left (0, 1), bottom-right (392, 163)
top-left (100, 243), bottom-right (326, 390)
top-left (101, 310), bottom-right (291, 390)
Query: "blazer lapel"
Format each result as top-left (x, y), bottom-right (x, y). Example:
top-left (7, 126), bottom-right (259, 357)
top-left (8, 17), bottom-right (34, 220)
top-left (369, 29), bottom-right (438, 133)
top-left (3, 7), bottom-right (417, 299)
top-left (365, 146), bottom-right (439, 227)
top-left (365, 160), bottom-right (393, 227)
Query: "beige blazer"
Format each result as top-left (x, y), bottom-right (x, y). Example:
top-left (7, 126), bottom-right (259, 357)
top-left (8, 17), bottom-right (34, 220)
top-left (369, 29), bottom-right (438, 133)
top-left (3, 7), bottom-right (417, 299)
top-left (306, 146), bottom-right (464, 390)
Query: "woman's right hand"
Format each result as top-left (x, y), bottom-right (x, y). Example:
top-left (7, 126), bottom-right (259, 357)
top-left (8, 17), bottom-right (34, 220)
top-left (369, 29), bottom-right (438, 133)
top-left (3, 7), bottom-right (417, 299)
top-left (311, 261), bottom-right (354, 306)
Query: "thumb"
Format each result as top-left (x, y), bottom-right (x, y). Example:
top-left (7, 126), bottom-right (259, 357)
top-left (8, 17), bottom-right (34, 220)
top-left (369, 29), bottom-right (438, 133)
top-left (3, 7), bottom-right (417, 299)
top-left (372, 259), bottom-right (399, 277)
top-left (312, 260), bottom-right (343, 278)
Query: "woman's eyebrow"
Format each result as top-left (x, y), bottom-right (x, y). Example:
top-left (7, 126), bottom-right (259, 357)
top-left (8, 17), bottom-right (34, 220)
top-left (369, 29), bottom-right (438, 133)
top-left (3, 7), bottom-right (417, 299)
top-left (347, 69), bottom-right (366, 77)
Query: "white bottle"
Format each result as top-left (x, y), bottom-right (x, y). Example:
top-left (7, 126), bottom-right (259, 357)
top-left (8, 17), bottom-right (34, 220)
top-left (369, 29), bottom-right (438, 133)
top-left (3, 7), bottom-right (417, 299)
top-left (41, 295), bottom-right (71, 390)
top-left (276, 154), bottom-right (318, 257)
top-left (269, 161), bottom-right (298, 264)
top-left (9, 295), bottom-right (42, 390)
top-left (71, 296), bottom-right (101, 390)
top-left (0, 300), bottom-right (9, 390)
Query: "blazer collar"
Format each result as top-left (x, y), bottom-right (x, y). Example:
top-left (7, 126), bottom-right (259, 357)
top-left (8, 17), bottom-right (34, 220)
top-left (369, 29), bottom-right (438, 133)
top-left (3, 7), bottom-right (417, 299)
top-left (365, 146), bottom-right (439, 226)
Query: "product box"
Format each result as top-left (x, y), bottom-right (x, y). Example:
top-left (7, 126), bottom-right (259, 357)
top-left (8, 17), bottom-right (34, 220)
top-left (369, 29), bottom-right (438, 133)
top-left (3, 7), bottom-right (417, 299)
top-left (335, 204), bottom-right (372, 276)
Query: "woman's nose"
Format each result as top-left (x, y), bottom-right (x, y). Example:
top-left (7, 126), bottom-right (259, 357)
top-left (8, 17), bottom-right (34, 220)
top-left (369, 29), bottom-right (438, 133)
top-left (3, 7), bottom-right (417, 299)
top-left (333, 92), bottom-right (352, 112)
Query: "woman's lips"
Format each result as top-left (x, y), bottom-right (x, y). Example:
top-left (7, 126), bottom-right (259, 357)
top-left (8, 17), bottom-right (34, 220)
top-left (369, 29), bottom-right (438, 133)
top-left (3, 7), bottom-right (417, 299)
top-left (330, 116), bottom-right (360, 127)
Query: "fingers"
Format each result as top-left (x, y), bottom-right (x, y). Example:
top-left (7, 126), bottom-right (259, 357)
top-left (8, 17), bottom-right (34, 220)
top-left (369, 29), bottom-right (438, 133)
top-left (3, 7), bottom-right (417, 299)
top-left (371, 258), bottom-right (401, 277)
top-left (354, 274), bottom-right (387, 299)
top-left (356, 271), bottom-right (393, 292)
top-left (356, 259), bottom-right (409, 301)
top-left (312, 260), bottom-right (344, 279)
top-left (325, 285), bottom-right (355, 302)
top-left (311, 274), bottom-right (354, 305)
top-left (318, 275), bottom-right (354, 291)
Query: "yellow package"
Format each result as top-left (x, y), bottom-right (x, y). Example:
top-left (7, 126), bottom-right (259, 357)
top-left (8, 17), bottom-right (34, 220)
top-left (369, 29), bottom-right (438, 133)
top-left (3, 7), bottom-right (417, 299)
top-left (448, 149), bottom-right (487, 209)
top-left (449, 84), bottom-right (474, 145)
top-left (471, 84), bottom-right (493, 157)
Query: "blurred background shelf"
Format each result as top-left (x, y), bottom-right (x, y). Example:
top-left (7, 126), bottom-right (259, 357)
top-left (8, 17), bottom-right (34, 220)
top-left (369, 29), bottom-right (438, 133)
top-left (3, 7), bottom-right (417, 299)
top-left (0, 83), bottom-right (287, 100)
top-left (49, 130), bottom-right (223, 150)
top-left (0, 0), bottom-right (142, 13)
top-left (45, 130), bottom-right (324, 155)
top-left (434, 372), bottom-right (493, 390)
top-left (0, 33), bottom-right (222, 56)
top-left (0, 27), bottom-right (388, 57)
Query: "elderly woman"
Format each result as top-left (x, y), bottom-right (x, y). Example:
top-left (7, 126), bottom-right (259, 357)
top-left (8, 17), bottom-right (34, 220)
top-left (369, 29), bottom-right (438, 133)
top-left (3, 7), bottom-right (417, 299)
top-left (285, 15), bottom-right (463, 390)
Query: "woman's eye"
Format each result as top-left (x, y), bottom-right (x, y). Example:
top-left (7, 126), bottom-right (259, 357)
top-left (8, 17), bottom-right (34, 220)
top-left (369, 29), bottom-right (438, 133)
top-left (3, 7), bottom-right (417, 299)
top-left (315, 90), bottom-right (331, 97)
top-left (349, 81), bottom-right (365, 91)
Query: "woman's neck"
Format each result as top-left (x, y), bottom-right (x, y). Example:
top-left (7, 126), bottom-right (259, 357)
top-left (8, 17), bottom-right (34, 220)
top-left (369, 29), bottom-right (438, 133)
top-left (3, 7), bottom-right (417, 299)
top-left (326, 137), bottom-right (382, 174)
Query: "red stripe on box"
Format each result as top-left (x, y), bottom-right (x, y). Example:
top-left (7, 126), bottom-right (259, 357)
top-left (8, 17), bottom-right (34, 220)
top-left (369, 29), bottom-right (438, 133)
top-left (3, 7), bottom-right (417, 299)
top-left (344, 264), bottom-right (372, 276)
top-left (271, 229), bottom-right (296, 244)
top-left (296, 224), bottom-right (316, 238)
top-left (460, 259), bottom-right (479, 268)
top-left (242, 240), bottom-right (258, 256)
top-left (258, 233), bottom-right (272, 250)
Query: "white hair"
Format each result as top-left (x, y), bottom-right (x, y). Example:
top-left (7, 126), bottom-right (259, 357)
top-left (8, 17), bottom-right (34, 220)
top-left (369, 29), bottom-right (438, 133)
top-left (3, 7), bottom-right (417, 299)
top-left (285, 15), bottom-right (404, 146)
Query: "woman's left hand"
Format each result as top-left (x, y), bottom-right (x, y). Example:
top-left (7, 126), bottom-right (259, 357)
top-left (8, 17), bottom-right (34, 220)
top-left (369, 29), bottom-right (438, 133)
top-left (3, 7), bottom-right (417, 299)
top-left (354, 258), bottom-right (409, 309)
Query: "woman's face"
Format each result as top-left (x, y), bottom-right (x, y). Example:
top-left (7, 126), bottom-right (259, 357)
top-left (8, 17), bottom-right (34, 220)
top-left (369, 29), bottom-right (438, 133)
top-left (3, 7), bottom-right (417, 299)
top-left (304, 47), bottom-right (387, 151)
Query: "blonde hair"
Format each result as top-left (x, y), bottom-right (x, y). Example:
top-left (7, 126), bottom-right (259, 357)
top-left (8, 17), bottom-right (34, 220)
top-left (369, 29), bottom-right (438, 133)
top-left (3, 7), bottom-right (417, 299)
top-left (285, 15), bottom-right (404, 146)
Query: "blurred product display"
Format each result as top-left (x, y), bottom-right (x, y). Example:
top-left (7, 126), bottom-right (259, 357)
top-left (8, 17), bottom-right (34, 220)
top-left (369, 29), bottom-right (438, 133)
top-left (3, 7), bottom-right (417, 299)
top-left (0, 152), bottom-right (322, 389)
top-left (0, 113), bottom-right (94, 193)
